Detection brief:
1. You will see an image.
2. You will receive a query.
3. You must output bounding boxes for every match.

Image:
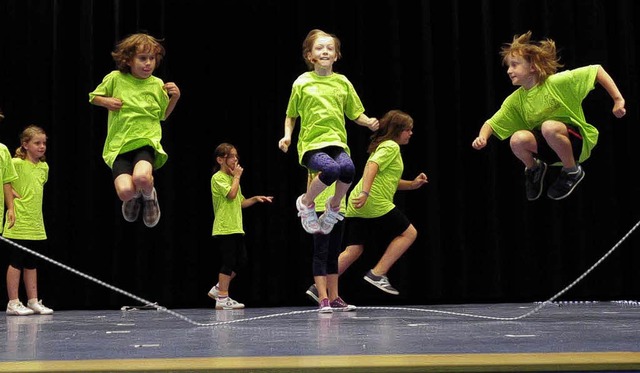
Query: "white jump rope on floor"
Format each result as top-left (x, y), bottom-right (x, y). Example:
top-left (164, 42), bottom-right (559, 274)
top-left (2, 216), bottom-right (639, 327)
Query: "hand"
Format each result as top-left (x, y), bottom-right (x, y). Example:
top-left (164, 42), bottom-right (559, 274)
top-left (163, 82), bottom-right (181, 99)
top-left (472, 136), bottom-right (487, 150)
top-left (368, 118), bottom-right (379, 131)
top-left (278, 138), bottom-right (290, 153)
top-left (103, 97), bottom-right (123, 111)
top-left (256, 196), bottom-right (274, 203)
top-left (5, 209), bottom-right (15, 229)
top-left (412, 173), bottom-right (428, 189)
top-left (232, 164), bottom-right (244, 178)
top-left (612, 99), bottom-right (626, 118)
top-left (351, 192), bottom-right (368, 209)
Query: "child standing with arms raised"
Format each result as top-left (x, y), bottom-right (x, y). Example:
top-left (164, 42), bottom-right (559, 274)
top-left (89, 33), bottom-right (180, 227)
top-left (472, 31), bottom-right (626, 201)
top-left (278, 29), bottom-right (379, 235)
top-left (4, 125), bottom-right (53, 315)
top-left (207, 143), bottom-right (273, 310)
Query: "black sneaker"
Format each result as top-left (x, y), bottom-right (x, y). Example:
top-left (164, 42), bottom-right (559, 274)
top-left (305, 284), bottom-right (319, 304)
top-left (363, 269), bottom-right (399, 295)
top-left (547, 165), bottom-right (585, 200)
top-left (524, 160), bottom-right (547, 201)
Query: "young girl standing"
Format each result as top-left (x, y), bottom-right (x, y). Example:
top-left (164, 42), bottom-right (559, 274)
top-left (278, 29), bottom-right (379, 235)
top-left (89, 33), bottom-right (180, 227)
top-left (207, 143), bottom-right (273, 310)
top-left (4, 125), bottom-right (53, 315)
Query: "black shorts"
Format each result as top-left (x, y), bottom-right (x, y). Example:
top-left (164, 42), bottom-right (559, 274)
top-left (532, 125), bottom-right (582, 164)
top-left (6, 238), bottom-right (48, 270)
top-left (112, 146), bottom-right (155, 180)
top-left (344, 207), bottom-right (411, 248)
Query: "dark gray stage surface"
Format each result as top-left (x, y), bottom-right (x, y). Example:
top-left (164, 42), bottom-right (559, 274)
top-left (1, 302), bottom-right (640, 372)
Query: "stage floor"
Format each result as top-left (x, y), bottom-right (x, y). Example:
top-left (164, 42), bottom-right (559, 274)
top-left (1, 302), bottom-right (640, 372)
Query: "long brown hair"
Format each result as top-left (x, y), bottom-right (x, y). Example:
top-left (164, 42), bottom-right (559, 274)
top-left (367, 110), bottom-right (413, 153)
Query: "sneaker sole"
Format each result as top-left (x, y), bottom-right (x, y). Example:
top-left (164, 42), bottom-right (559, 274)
top-left (305, 288), bottom-right (320, 304)
top-left (363, 275), bottom-right (400, 295)
top-left (332, 305), bottom-right (357, 312)
top-left (215, 305), bottom-right (245, 310)
top-left (547, 170), bottom-right (585, 200)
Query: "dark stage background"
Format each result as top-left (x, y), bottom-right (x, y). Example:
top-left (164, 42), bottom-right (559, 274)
top-left (0, 0), bottom-right (639, 310)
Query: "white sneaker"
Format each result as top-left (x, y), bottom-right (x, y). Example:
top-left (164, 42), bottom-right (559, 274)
top-left (318, 197), bottom-right (344, 235)
top-left (207, 285), bottom-right (220, 299)
top-left (6, 301), bottom-right (35, 316)
top-left (296, 194), bottom-right (321, 234)
top-left (27, 299), bottom-right (53, 315)
top-left (215, 297), bottom-right (245, 310)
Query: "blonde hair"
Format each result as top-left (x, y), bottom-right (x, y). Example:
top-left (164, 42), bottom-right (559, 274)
top-left (15, 125), bottom-right (47, 161)
top-left (500, 31), bottom-right (563, 83)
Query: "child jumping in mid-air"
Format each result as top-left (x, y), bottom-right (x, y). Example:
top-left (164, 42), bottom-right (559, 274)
top-left (278, 29), bottom-right (378, 235)
top-left (89, 32), bottom-right (181, 227)
top-left (207, 143), bottom-right (273, 310)
top-left (472, 31), bottom-right (626, 201)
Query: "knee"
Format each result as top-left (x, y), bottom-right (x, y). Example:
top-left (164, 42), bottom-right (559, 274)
top-left (404, 225), bottom-right (418, 243)
top-left (318, 163), bottom-right (340, 185)
top-left (339, 162), bottom-right (356, 183)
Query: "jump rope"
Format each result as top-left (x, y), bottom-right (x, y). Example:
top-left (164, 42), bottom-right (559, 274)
top-left (2, 215), bottom-right (639, 327)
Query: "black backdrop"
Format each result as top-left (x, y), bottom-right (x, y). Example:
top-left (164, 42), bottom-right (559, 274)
top-left (0, 0), bottom-right (639, 310)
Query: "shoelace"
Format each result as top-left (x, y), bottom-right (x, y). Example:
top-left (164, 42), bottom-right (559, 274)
top-left (322, 209), bottom-right (344, 225)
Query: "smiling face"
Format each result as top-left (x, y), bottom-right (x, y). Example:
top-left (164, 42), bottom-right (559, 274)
top-left (307, 36), bottom-right (338, 73)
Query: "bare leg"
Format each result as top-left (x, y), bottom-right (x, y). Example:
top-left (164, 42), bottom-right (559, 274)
top-left (23, 268), bottom-right (38, 301)
top-left (6, 265), bottom-right (21, 300)
top-left (371, 225), bottom-right (417, 276)
top-left (509, 130), bottom-right (538, 169)
top-left (541, 120), bottom-right (577, 168)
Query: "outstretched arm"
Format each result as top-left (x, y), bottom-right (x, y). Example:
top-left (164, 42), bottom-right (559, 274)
top-left (596, 66), bottom-right (626, 118)
top-left (398, 172), bottom-right (428, 191)
top-left (242, 195), bottom-right (274, 208)
top-left (472, 122), bottom-right (494, 150)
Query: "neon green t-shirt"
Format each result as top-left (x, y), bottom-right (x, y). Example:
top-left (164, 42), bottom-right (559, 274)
top-left (346, 140), bottom-right (403, 218)
top-left (211, 171), bottom-right (245, 236)
top-left (285, 71), bottom-right (365, 165)
top-left (89, 70), bottom-right (169, 169)
top-left (487, 65), bottom-right (599, 163)
top-left (0, 143), bottom-right (18, 234)
top-left (2, 158), bottom-right (48, 240)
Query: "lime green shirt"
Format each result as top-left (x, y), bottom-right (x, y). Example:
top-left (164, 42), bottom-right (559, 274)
top-left (0, 143), bottom-right (18, 234)
top-left (89, 70), bottom-right (169, 169)
top-left (346, 140), bottom-right (403, 218)
top-left (286, 71), bottom-right (365, 165)
top-left (487, 65), bottom-right (599, 163)
top-left (211, 171), bottom-right (245, 236)
top-left (3, 158), bottom-right (48, 240)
